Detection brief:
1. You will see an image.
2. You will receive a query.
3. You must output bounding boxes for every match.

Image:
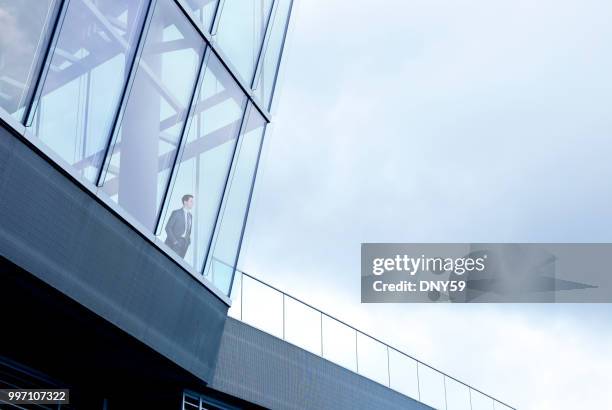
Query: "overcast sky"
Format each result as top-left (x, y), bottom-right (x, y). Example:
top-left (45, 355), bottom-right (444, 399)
top-left (238, 1), bottom-right (612, 409)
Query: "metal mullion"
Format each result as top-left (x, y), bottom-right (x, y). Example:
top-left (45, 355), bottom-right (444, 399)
top-left (225, 112), bottom-right (267, 295)
top-left (207, 41), bottom-right (272, 122)
top-left (173, 0), bottom-right (215, 44)
top-left (172, 0), bottom-right (223, 35)
top-left (81, 71), bottom-right (91, 161)
top-left (251, 0), bottom-right (278, 89)
top-left (193, 152), bottom-right (201, 266)
top-left (264, 0), bottom-right (294, 112)
top-left (202, 102), bottom-right (252, 288)
top-left (154, 46), bottom-right (212, 236)
top-left (210, 0), bottom-right (226, 35)
top-left (23, 0), bottom-right (71, 127)
top-left (96, 0), bottom-right (159, 187)
top-left (172, 0), bottom-right (273, 123)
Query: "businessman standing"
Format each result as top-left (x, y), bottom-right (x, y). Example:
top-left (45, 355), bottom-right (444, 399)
top-left (165, 194), bottom-right (194, 258)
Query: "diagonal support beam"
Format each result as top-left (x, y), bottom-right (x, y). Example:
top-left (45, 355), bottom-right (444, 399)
top-left (100, 115), bottom-right (261, 196)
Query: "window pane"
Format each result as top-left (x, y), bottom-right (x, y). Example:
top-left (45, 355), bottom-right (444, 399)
top-left (284, 296), bottom-right (322, 355)
top-left (183, 393), bottom-right (200, 410)
top-left (158, 53), bottom-right (247, 269)
top-left (321, 315), bottom-right (357, 372)
top-left (182, 0), bottom-right (220, 33)
top-left (215, 0), bottom-right (273, 83)
top-left (101, 0), bottom-right (205, 232)
top-left (357, 333), bottom-right (389, 386)
top-left (205, 104), bottom-right (266, 294)
top-left (241, 274), bottom-right (283, 338)
top-left (418, 363), bottom-right (446, 410)
top-left (388, 349), bottom-right (419, 399)
top-left (0, 0), bottom-right (58, 119)
top-left (471, 389), bottom-right (495, 410)
top-left (446, 377), bottom-right (471, 410)
top-left (254, 0), bottom-right (292, 109)
top-left (30, 0), bottom-right (148, 183)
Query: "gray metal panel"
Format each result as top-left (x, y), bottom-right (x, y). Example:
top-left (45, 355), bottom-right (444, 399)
top-left (0, 123), bottom-right (228, 384)
top-left (211, 318), bottom-right (433, 410)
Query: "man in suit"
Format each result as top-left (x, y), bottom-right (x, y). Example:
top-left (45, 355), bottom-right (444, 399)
top-left (165, 194), bottom-right (194, 258)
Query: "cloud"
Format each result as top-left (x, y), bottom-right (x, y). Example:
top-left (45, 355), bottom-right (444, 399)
top-left (238, 0), bottom-right (612, 408)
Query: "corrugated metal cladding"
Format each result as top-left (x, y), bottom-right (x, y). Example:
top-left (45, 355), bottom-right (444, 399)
top-left (210, 318), bottom-right (433, 410)
top-left (0, 123), bottom-right (227, 384)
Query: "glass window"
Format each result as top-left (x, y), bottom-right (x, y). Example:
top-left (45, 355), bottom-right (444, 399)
top-left (254, 0), bottom-right (292, 109)
top-left (321, 315), bottom-right (357, 372)
top-left (158, 53), bottom-right (247, 269)
top-left (388, 349), bottom-right (419, 399)
top-left (446, 378), bottom-right (472, 410)
top-left (471, 390), bottom-right (495, 410)
top-left (101, 0), bottom-right (205, 232)
top-left (418, 363), bottom-right (447, 410)
top-left (215, 0), bottom-right (273, 83)
top-left (182, 0), bottom-right (220, 33)
top-left (241, 274), bottom-right (283, 338)
top-left (284, 296), bottom-right (322, 355)
top-left (0, 0), bottom-right (58, 119)
top-left (29, 0), bottom-right (149, 183)
top-left (205, 103), bottom-right (266, 294)
top-left (357, 333), bottom-right (389, 386)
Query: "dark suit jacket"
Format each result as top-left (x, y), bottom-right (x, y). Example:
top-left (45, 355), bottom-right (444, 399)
top-left (165, 209), bottom-right (192, 249)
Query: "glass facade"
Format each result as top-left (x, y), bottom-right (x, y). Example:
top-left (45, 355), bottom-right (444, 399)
top-left (205, 104), bottom-right (266, 293)
top-left (30, 0), bottom-right (149, 183)
top-left (101, 0), bottom-right (206, 231)
top-left (215, 0), bottom-right (274, 83)
top-left (0, 0), bottom-right (294, 296)
top-left (183, 0), bottom-right (220, 33)
top-left (254, 0), bottom-right (293, 109)
top-left (158, 52), bottom-right (247, 270)
top-left (0, 0), bottom-right (59, 119)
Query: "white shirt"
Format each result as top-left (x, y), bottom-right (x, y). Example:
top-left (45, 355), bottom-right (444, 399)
top-left (182, 208), bottom-right (192, 238)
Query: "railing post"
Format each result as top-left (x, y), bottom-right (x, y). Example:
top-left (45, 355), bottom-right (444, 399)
top-left (469, 387), bottom-right (473, 410)
top-left (386, 345), bottom-right (391, 387)
top-left (282, 293), bottom-right (285, 340)
top-left (444, 375), bottom-right (448, 410)
top-left (417, 362), bottom-right (421, 401)
top-left (320, 312), bottom-right (323, 357)
top-left (240, 272), bottom-right (244, 321)
top-left (355, 331), bottom-right (359, 373)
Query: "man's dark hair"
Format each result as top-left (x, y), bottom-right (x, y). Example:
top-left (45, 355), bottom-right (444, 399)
top-left (182, 194), bottom-right (194, 204)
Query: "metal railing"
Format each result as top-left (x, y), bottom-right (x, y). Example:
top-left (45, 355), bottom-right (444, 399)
top-left (228, 269), bottom-right (516, 410)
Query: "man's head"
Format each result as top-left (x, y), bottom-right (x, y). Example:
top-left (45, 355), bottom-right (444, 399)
top-left (182, 194), bottom-right (194, 210)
